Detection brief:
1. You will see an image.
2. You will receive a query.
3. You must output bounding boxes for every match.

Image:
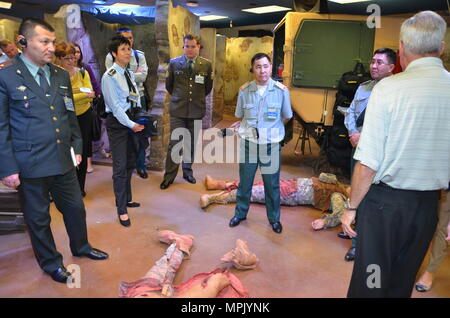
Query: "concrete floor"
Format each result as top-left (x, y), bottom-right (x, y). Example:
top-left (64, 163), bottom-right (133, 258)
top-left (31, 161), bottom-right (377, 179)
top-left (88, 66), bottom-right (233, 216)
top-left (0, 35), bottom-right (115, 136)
top-left (1, 120), bottom-right (449, 298)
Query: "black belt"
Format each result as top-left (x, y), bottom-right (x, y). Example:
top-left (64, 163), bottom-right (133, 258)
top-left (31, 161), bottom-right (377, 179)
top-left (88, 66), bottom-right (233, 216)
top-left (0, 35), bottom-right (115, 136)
top-left (376, 181), bottom-right (440, 196)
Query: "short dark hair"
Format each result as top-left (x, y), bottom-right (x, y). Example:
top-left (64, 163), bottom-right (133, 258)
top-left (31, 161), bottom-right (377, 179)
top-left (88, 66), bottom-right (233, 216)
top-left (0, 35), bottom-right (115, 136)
top-left (373, 47), bottom-right (397, 65)
top-left (250, 52), bottom-right (271, 72)
top-left (108, 35), bottom-right (131, 61)
top-left (18, 17), bottom-right (55, 38)
top-left (116, 27), bottom-right (132, 35)
top-left (183, 34), bottom-right (200, 45)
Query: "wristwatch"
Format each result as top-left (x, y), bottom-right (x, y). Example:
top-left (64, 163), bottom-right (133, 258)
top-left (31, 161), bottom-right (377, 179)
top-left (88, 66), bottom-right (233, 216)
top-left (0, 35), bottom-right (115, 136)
top-left (345, 198), bottom-right (358, 211)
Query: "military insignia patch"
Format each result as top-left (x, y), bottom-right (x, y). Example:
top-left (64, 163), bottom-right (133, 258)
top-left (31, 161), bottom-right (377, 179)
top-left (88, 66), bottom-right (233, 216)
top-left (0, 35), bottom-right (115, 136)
top-left (16, 86), bottom-right (26, 92)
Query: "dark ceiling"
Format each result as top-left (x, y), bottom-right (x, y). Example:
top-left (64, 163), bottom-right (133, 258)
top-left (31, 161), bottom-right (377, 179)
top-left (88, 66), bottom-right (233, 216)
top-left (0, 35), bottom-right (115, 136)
top-left (0, 0), bottom-right (448, 28)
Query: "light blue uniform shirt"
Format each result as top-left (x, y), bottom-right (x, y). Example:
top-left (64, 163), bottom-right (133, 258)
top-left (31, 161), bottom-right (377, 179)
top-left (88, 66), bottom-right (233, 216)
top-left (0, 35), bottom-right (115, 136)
top-left (105, 49), bottom-right (148, 97)
top-left (344, 80), bottom-right (375, 135)
top-left (235, 78), bottom-right (292, 144)
top-left (101, 63), bottom-right (141, 129)
top-left (19, 54), bottom-right (51, 88)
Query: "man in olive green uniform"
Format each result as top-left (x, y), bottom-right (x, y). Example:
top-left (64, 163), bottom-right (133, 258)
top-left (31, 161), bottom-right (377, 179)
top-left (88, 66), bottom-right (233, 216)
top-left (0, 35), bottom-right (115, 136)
top-left (160, 34), bottom-right (213, 189)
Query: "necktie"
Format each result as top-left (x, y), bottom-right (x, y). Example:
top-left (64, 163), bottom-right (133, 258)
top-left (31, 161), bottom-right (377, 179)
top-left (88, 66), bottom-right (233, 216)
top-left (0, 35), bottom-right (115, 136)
top-left (188, 60), bottom-right (193, 74)
top-left (37, 68), bottom-right (50, 95)
top-left (124, 70), bottom-right (136, 94)
top-left (356, 107), bottom-right (366, 127)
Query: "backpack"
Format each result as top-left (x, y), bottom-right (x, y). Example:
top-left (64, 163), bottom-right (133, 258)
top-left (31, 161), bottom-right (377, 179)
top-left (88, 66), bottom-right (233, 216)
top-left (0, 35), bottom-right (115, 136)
top-left (325, 62), bottom-right (371, 176)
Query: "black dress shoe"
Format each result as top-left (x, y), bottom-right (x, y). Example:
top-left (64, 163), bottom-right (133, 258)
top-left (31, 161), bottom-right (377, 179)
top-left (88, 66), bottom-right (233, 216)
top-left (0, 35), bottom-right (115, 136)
top-left (338, 231), bottom-right (352, 240)
top-left (49, 266), bottom-right (72, 284)
top-left (126, 201), bottom-right (140, 208)
top-left (229, 216), bottom-right (246, 227)
top-left (137, 169), bottom-right (148, 179)
top-left (271, 222), bottom-right (283, 233)
top-left (345, 247), bottom-right (356, 261)
top-left (119, 215), bottom-right (131, 227)
top-left (183, 175), bottom-right (196, 184)
top-left (75, 248), bottom-right (109, 260)
top-left (160, 179), bottom-right (173, 190)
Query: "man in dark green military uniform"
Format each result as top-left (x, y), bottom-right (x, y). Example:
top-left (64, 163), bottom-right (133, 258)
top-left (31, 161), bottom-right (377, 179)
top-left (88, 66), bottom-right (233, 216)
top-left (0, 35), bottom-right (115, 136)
top-left (160, 34), bottom-right (213, 189)
top-left (0, 18), bottom-right (108, 284)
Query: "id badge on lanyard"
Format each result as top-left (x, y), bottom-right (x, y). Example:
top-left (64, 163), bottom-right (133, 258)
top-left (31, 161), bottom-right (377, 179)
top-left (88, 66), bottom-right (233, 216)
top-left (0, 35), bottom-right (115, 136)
top-left (63, 96), bottom-right (75, 111)
top-left (128, 92), bottom-right (139, 104)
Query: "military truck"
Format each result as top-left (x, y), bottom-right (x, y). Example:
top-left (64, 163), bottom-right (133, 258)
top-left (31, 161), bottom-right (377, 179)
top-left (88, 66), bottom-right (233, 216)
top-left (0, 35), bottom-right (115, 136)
top-left (273, 12), bottom-right (406, 173)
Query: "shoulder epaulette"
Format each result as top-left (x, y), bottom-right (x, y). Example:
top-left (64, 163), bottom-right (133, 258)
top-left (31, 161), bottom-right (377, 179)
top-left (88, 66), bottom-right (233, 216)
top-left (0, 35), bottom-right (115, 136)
top-left (108, 69), bottom-right (117, 76)
top-left (240, 82), bottom-right (250, 91)
top-left (274, 81), bottom-right (287, 90)
top-left (200, 56), bottom-right (211, 63)
top-left (0, 59), bottom-right (13, 69)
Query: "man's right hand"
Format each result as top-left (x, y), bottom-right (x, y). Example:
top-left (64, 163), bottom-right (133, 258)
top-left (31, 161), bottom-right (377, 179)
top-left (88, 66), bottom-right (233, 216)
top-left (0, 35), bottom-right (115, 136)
top-left (132, 123), bottom-right (145, 133)
top-left (349, 133), bottom-right (361, 148)
top-left (1, 174), bottom-right (20, 189)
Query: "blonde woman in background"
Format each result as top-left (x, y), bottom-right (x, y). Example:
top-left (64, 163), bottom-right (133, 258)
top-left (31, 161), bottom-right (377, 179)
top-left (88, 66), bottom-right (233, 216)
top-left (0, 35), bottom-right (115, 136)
top-left (55, 42), bottom-right (95, 197)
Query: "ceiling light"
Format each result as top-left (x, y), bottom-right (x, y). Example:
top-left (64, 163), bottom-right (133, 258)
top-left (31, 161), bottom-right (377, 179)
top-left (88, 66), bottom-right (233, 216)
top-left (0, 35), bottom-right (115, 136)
top-left (93, 0), bottom-right (107, 4)
top-left (186, 1), bottom-right (199, 7)
top-left (0, 1), bottom-right (12, 9)
top-left (242, 5), bottom-right (291, 14)
top-left (328, 0), bottom-right (371, 4)
top-left (111, 3), bottom-right (141, 7)
top-left (199, 15), bottom-right (229, 21)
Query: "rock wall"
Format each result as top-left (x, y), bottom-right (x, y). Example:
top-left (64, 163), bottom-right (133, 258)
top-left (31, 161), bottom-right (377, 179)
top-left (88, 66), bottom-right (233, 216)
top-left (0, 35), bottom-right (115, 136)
top-left (168, 1), bottom-right (200, 59)
top-left (45, 14), bottom-right (67, 43)
top-left (212, 35), bottom-right (226, 126)
top-left (148, 0), bottom-right (171, 171)
top-left (223, 36), bottom-right (273, 116)
top-left (148, 0), bottom-right (202, 171)
top-left (0, 18), bottom-right (20, 43)
top-left (200, 28), bottom-right (216, 129)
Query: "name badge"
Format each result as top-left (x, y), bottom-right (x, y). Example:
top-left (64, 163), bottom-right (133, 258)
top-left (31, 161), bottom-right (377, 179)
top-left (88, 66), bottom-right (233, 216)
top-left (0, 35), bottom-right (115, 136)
top-left (63, 96), bottom-right (75, 111)
top-left (195, 75), bottom-right (205, 84)
top-left (265, 108), bottom-right (278, 121)
top-left (79, 87), bottom-right (92, 93)
top-left (128, 92), bottom-right (140, 103)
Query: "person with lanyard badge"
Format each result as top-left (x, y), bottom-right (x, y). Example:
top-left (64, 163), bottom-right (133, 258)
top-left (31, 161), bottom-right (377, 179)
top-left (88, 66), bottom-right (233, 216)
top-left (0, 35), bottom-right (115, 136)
top-left (105, 28), bottom-right (149, 179)
top-left (0, 18), bottom-right (108, 284)
top-left (54, 42), bottom-right (95, 197)
top-left (160, 34), bottom-right (213, 190)
top-left (101, 35), bottom-right (144, 227)
top-left (229, 53), bottom-right (292, 234)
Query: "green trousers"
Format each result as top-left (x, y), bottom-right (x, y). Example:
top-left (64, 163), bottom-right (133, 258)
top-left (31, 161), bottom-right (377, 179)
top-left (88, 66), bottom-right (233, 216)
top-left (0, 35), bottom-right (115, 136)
top-left (234, 139), bottom-right (281, 224)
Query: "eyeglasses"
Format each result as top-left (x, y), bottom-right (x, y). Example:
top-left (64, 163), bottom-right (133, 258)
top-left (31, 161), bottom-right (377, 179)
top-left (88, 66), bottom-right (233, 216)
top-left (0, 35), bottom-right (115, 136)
top-left (370, 59), bottom-right (390, 66)
top-left (63, 56), bottom-right (77, 60)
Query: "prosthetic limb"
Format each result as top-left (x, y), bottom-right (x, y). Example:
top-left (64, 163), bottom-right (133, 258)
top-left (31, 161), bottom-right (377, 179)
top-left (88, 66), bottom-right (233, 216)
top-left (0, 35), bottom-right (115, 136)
top-left (311, 192), bottom-right (347, 230)
top-left (221, 239), bottom-right (259, 270)
top-left (204, 175), bottom-right (229, 190)
top-left (200, 191), bottom-right (236, 209)
top-left (176, 273), bottom-right (231, 298)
